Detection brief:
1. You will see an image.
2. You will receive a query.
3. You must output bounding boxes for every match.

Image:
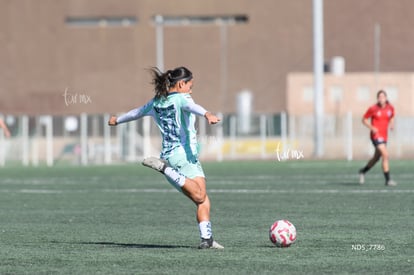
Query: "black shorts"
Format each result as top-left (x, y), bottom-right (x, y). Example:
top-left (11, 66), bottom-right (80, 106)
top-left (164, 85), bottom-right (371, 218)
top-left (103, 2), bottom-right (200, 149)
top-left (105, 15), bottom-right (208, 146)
top-left (371, 138), bottom-right (387, 147)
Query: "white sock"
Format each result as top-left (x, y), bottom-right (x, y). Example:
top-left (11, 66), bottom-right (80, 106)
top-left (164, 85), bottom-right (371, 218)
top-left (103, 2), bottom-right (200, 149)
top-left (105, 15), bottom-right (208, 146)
top-left (199, 221), bottom-right (212, 239)
top-left (164, 167), bottom-right (186, 187)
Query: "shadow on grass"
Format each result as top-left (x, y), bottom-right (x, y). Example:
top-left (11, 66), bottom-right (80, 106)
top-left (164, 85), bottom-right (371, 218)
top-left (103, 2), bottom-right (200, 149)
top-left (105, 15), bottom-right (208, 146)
top-left (74, 241), bottom-right (192, 249)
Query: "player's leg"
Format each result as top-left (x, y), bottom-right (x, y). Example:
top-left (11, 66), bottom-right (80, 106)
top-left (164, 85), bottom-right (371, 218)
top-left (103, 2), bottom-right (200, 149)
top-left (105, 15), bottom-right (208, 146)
top-left (362, 147), bottom-right (382, 171)
top-left (180, 176), bottom-right (209, 221)
top-left (181, 177), bottom-right (223, 249)
top-left (180, 176), bottom-right (207, 205)
top-left (142, 156), bottom-right (223, 249)
top-left (376, 144), bottom-right (396, 186)
top-left (377, 143), bottom-right (389, 172)
top-left (359, 147), bottom-right (381, 184)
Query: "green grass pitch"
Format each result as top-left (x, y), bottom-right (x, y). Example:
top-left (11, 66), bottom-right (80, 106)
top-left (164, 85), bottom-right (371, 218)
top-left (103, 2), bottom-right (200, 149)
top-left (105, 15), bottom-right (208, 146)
top-left (0, 160), bottom-right (413, 274)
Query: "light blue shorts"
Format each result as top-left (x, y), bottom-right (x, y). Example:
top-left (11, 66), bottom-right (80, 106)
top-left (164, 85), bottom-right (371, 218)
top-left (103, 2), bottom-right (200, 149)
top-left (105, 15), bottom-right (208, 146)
top-left (164, 152), bottom-right (205, 191)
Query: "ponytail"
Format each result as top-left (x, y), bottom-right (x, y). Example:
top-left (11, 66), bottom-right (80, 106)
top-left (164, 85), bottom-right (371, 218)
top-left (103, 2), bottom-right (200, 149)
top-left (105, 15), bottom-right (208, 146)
top-left (149, 67), bottom-right (170, 99)
top-left (149, 66), bottom-right (193, 99)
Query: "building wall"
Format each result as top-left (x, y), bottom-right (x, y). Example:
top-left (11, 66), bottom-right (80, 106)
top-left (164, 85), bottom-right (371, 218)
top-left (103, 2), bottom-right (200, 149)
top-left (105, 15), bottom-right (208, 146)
top-left (1, 0), bottom-right (414, 115)
top-left (287, 72), bottom-right (414, 116)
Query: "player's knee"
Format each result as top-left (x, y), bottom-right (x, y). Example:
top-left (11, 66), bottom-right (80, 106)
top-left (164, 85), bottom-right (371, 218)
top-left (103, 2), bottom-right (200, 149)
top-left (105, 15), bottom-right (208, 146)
top-left (193, 190), bottom-right (206, 204)
top-left (191, 178), bottom-right (206, 204)
top-left (190, 187), bottom-right (206, 204)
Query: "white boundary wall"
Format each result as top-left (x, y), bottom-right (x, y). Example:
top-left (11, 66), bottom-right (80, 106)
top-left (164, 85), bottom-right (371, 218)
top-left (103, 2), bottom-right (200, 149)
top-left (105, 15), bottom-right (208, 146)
top-left (0, 113), bottom-right (413, 166)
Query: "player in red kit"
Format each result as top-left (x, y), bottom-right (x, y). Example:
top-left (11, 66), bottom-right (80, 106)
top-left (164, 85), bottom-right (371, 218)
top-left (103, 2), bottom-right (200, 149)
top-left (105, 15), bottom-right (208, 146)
top-left (359, 90), bottom-right (396, 186)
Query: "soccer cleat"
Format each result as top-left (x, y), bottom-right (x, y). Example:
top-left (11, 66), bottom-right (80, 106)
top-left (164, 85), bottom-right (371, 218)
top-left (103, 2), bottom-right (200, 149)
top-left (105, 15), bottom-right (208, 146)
top-left (211, 241), bottom-right (224, 249)
top-left (358, 170), bottom-right (365, 185)
top-left (385, 180), bottom-right (397, 186)
top-left (198, 238), bottom-right (224, 249)
top-left (142, 157), bottom-right (167, 173)
top-left (198, 238), bottom-right (212, 249)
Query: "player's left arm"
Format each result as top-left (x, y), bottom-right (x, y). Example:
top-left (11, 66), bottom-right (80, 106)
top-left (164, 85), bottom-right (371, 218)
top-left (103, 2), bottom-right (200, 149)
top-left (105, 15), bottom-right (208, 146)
top-left (389, 106), bottom-right (395, 131)
top-left (389, 117), bottom-right (395, 131)
top-left (182, 100), bottom-right (221, 125)
top-left (204, 111), bottom-right (220, 124)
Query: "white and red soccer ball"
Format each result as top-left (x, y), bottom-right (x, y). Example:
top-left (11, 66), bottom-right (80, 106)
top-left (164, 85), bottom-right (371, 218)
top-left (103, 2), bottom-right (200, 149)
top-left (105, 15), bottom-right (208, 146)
top-left (269, 219), bottom-right (297, 247)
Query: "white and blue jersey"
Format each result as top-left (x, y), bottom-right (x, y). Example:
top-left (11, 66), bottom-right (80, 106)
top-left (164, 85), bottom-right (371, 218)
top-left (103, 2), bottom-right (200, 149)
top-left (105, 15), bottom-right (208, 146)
top-left (116, 92), bottom-right (207, 160)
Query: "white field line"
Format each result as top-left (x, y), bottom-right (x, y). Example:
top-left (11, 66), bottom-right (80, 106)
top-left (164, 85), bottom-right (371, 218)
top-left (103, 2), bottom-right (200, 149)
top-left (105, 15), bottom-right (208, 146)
top-left (1, 173), bottom-right (412, 185)
top-left (0, 188), bottom-right (413, 194)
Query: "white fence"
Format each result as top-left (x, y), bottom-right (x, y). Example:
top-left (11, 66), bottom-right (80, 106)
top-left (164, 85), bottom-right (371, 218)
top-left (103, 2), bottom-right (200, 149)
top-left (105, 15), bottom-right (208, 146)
top-left (0, 113), bottom-right (413, 167)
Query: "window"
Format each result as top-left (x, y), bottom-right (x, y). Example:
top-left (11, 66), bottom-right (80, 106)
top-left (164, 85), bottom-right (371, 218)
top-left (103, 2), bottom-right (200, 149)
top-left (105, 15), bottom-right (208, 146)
top-left (384, 86), bottom-right (398, 101)
top-left (303, 86), bottom-right (313, 102)
top-left (152, 15), bottom-right (248, 26)
top-left (65, 16), bottom-right (138, 27)
top-left (357, 86), bottom-right (370, 102)
top-left (329, 85), bottom-right (343, 102)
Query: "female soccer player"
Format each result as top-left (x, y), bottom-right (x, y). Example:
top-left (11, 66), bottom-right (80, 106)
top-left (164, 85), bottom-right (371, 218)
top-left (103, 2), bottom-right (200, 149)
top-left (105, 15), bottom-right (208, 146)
top-left (108, 66), bottom-right (224, 249)
top-left (359, 90), bottom-right (396, 186)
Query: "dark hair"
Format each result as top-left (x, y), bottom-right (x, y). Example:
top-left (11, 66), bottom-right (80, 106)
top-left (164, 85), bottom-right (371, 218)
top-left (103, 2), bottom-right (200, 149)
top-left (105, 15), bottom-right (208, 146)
top-left (149, 66), bottom-right (193, 99)
top-left (377, 90), bottom-right (389, 104)
top-left (377, 90), bottom-right (387, 98)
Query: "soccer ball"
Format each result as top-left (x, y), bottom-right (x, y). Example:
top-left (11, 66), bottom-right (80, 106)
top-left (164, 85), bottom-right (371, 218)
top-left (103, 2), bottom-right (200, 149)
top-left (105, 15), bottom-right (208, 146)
top-left (269, 219), bottom-right (297, 247)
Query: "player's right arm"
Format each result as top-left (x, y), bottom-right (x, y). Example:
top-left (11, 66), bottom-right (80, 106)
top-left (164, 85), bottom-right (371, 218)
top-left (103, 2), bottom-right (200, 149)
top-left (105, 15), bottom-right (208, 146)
top-left (362, 107), bottom-right (378, 133)
top-left (108, 99), bottom-right (154, 126)
top-left (362, 118), bottom-right (378, 133)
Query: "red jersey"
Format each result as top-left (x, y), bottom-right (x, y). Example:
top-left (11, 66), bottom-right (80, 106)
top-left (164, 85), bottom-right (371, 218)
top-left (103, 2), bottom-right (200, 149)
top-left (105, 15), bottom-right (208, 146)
top-left (363, 103), bottom-right (394, 142)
